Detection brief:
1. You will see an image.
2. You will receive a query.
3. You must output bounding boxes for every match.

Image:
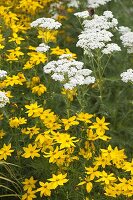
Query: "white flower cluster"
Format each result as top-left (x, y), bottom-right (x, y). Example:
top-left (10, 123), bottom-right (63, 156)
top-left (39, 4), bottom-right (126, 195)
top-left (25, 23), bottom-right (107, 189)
top-left (74, 11), bottom-right (90, 19)
top-left (119, 26), bottom-right (131, 35)
top-left (43, 55), bottom-right (95, 89)
top-left (76, 11), bottom-right (120, 55)
top-left (87, 0), bottom-right (111, 8)
top-left (0, 70), bottom-right (7, 78)
top-left (0, 91), bottom-right (9, 108)
top-left (102, 43), bottom-right (121, 54)
top-left (30, 17), bottom-right (61, 30)
top-left (119, 27), bottom-right (133, 54)
top-left (120, 69), bottom-right (133, 83)
top-left (36, 43), bottom-right (50, 53)
top-left (68, 0), bottom-right (79, 8)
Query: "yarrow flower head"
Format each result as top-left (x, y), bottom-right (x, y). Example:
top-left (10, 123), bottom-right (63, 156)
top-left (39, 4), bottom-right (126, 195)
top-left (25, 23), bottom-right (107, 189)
top-left (76, 11), bottom-right (119, 55)
top-left (119, 26), bottom-right (131, 35)
top-left (102, 43), bottom-right (121, 54)
top-left (0, 70), bottom-right (7, 78)
top-left (87, 0), bottom-right (111, 8)
top-left (0, 91), bottom-right (9, 108)
top-left (74, 11), bottom-right (90, 19)
top-left (30, 17), bottom-right (62, 30)
top-left (68, 0), bottom-right (79, 8)
top-left (36, 43), bottom-right (50, 53)
top-left (43, 55), bottom-right (95, 89)
top-left (120, 30), bottom-right (133, 54)
top-left (120, 69), bottom-right (133, 83)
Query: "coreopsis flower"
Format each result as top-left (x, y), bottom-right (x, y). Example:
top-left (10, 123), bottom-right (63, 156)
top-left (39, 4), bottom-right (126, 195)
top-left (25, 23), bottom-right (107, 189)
top-left (0, 91), bottom-right (9, 108)
top-left (120, 68), bottom-right (133, 83)
top-left (22, 176), bottom-right (37, 191)
top-left (61, 88), bottom-right (77, 101)
top-left (55, 133), bottom-right (79, 149)
top-left (6, 47), bottom-right (24, 61)
top-left (0, 34), bottom-right (5, 49)
top-left (0, 143), bottom-right (14, 160)
top-left (104, 185), bottom-right (117, 197)
top-left (22, 144), bottom-right (40, 159)
top-left (21, 189), bottom-right (37, 200)
top-left (48, 173), bottom-right (68, 189)
top-left (3, 73), bottom-right (26, 86)
top-left (21, 126), bottom-right (40, 139)
top-left (37, 30), bottom-right (58, 43)
top-left (76, 112), bottom-right (93, 123)
top-left (62, 116), bottom-right (79, 130)
top-left (122, 159), bottom-right (133, 175)
top-left (8, 32), bottom-right (25, 44)
top-left (78, 176), bottom-right (93, 193)
top-left (25, 102), bottom-right (43, 117)
top-left (101, 145), bottom-right (113, 155)
top-left (50, 46), bottom-right (66, 56)
top-left (85, 166), bottom-right (99, 180)
top-left (17, 0), bottom-right (43, 15)
top-left (32, 84), bottom-right (47, 96)
top-left (44, 146), bottom-right (65, 163)
top-left (96, 171), bottom-right (116, 185)
top-left (90, 116), bottom-right (110, 134)
top-left (9, 117), bottom-right (27, 128)
top-left (94, 155), bottom-right (111, 168)
top-left (37, 181), bottom-right (52, 197)
top-left (0, 129), bottom-right (5, 139)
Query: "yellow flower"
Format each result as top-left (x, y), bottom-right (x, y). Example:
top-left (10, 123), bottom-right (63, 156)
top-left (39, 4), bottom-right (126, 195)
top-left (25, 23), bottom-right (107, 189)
top-left (7, 47), bottom-right (24, 61)
top-left (0, 143), bottom-right (14, 160)
top-left (25, 102), bottom-right (43, 117)
top-left (22, 144), bottom-right (40, 159)
top-left (85, 166), bottom-right (99, 181)
top-left (123, 159), bottom-right (133, 175)
top-left (9, 117), bottom-right (27, 128)
top-left (22, 189), bottom-right (37, 200)
top-left (21, 126), bottom-right (40, 139)
top-left (37, 181), bottom-right (52, 197)
top-left (8, 32), bottom-right (25, 44)
top-left (44, 146), bottom-right (65, 163)
top-left (0, 129), bottom-right (5, 139)
top-left (62, 116), bottom-right (79, 130)
top-left (5, 91), bottom-right (13, 98)
top-left (55, 133), bottom-right (79, 149)
top-left (94, 155), bottom-right (111, 168)
top-left (3, 73), bottom-right (26, 87)
top-left (32, 84), bottom-right (47, 96)
top-left (78, 177), bottom-right (93, 193)
top-left (38, 30), bottom-right (58, 43)
top-left (50, 46), bottom-right (66, 56)
top-left (48, 173), bottom-right (68, 189)
top-left (76, 112), bottom-right (93, 123)
top-left (90, 116), bottom-right (110, 133)
top-left (61, 88), bottom-right (77, 101)
top-left (96, 171), bottom-right (116, 185)
top-left (22, 176), bottom-right (37, 191)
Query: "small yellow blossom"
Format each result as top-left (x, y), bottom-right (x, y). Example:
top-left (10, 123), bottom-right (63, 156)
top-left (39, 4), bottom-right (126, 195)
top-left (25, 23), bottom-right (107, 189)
top-left (22, 144), bottom-right (40, 159)
top-left (0, 143), bottom-right (14, 160)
